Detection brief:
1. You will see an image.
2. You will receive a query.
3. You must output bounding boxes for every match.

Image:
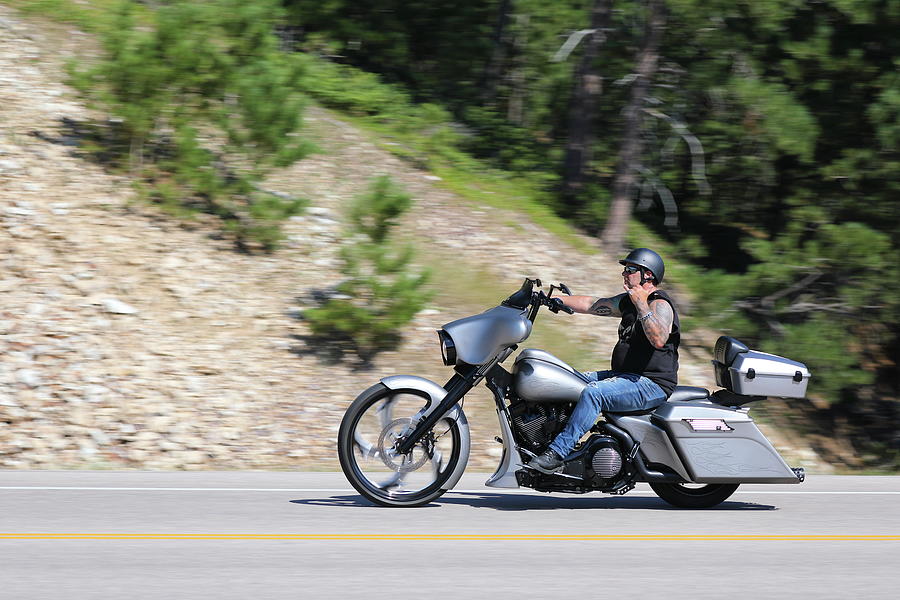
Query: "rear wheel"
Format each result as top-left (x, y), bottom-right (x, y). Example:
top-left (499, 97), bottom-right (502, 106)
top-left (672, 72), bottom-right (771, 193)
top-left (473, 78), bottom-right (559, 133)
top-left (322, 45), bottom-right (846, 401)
top-left (337, 383), bottom-right (466, 507)
top-left (649, 482), bottom-right (740, 508)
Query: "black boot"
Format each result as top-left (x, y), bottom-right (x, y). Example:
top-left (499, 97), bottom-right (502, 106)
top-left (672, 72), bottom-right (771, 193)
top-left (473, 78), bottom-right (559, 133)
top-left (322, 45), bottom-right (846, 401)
top-left (529, 449), bottom-right (563, 473)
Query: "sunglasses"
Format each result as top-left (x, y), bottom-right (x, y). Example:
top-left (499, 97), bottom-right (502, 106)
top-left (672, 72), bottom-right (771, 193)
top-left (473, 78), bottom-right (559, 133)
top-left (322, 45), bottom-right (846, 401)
top-left (622, 265), bottom-right (641, 274)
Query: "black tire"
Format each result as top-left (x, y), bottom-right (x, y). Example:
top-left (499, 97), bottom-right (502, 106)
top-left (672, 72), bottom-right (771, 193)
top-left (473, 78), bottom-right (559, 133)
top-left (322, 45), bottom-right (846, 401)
top-left (649, 482), bottom-right (740, 508)
top-left (337, 383), bottom-right (465, 507)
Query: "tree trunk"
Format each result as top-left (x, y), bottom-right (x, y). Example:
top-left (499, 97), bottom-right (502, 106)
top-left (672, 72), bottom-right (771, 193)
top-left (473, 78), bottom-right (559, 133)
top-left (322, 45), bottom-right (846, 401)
top-left (506, 14), bottom-right (530, 126)
top-left (560, 0), bottom-right (613, 213)
top-left (601, 0), bottom-right (666, 254)
top-left (480, 0), bottom-right (514, 105)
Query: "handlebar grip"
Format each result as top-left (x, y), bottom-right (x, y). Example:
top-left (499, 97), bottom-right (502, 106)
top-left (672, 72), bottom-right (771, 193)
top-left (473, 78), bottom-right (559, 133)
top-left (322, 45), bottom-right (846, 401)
top-left (548, 297), bottom-right (574, 314)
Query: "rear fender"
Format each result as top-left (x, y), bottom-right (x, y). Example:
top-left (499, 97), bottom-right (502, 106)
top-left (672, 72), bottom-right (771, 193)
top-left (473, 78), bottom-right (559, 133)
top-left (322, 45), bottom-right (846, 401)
top-left (381, 375), bottom-right (471, 491)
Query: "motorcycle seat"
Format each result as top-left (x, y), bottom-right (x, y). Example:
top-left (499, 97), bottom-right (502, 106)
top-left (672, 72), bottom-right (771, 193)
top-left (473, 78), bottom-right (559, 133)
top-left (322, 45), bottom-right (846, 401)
top-left (606, 386), bottom-right (711, 416)
top-left (606, 407), bottom-right (659, 416)
top-left (667, 386), bottom-right (711, 402)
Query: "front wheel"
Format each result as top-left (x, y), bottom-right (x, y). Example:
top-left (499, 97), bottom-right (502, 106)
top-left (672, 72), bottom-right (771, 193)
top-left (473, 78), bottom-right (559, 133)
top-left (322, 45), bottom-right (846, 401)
top-left (338, 383), bottom-right (467, 507)
top-left (649, 482), bottom-right (740, 508)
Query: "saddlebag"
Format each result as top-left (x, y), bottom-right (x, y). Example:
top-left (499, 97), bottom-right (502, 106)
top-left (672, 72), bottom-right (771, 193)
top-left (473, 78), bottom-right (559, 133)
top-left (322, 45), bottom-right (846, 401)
top-left (712, 336), bottom-right (810, 399)
top-left (652, 402), bottom-right (799, 483)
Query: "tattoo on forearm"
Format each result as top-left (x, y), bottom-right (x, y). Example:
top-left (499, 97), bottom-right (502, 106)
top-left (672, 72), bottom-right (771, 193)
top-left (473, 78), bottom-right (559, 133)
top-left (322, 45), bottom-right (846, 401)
top-left (639, 301), bottom-right (674, 346)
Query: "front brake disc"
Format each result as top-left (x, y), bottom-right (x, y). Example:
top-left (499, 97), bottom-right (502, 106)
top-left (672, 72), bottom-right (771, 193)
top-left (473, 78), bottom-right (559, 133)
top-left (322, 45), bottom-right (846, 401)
top-left (377, 418), bottom-right (430, 472)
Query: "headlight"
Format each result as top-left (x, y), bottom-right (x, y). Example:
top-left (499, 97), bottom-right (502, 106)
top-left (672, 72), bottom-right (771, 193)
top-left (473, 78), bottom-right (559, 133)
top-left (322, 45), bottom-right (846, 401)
top-left (437, 330), bottom-right (457, 366)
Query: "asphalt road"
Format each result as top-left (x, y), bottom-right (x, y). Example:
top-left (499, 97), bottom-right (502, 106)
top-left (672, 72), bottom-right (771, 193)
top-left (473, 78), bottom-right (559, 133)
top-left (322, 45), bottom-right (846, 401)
top-left (1, 471), bottom-right (898, 599)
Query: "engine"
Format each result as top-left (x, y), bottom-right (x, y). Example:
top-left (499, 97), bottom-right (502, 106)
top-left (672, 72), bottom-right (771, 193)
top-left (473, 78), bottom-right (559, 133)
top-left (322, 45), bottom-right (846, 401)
top-left (512, 402), bottom-right (628, 493)
top-left (511, 402), bottom-right (571, 453)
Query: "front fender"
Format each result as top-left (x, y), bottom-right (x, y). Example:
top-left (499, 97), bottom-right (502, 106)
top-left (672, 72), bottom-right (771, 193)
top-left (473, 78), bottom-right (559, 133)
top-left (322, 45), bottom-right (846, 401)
top-left (380, 375), bottom-right (470, 492)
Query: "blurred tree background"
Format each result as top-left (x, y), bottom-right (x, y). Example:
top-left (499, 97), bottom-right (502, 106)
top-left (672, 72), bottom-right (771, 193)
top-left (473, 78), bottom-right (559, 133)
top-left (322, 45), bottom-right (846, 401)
top-left (281, 0), bottom-right (899, 464)
top-left (19, 0), bottom-right (897, 465)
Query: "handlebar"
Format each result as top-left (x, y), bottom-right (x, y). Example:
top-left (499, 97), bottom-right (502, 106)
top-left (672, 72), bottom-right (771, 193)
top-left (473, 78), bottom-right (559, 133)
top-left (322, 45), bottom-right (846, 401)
top-left (506, 278), bottom-right (575, 320)
top-left (534, 290), bottom-right (575, 314)
top-left (551, 297), bottom-right (576, 314)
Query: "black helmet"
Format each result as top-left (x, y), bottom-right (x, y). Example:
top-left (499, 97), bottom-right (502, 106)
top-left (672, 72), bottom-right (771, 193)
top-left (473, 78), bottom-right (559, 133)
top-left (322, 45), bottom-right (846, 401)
top-left (619, 248), bottom-right (665, 283)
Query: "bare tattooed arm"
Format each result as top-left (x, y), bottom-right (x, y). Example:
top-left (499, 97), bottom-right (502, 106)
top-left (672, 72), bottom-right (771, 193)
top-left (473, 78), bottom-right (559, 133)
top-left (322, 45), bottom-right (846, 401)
top-left (588, 294), bottom-right (625, 317)
top-left (636, 299), bottom-right (674, 348)
top-left (554, 294), bottom-right (624, 317)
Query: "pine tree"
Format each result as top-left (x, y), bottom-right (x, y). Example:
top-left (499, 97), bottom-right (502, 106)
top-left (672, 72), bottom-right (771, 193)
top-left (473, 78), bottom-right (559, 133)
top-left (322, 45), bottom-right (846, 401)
top-left (69, 0), bottom-right (313, 251)
top-left (304, 176), bottom-right (432, 361)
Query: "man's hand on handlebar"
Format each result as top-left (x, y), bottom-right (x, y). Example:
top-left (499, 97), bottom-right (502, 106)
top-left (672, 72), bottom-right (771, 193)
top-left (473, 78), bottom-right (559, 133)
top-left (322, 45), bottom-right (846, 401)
top-left (533, 285), bottom-right (575, 314)
top-left (548, 296), bottom-right (575, 314)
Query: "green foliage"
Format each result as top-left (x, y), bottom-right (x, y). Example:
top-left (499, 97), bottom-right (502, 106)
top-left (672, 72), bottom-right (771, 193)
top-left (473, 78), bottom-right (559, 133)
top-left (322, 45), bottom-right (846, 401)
top-left (7, 0), bottom-right (136, 32)
top-left (348, 176), bottom-right (412, 244)
top-left (461, 105), bottom-right (550, 174)
top-left (714, 210), bottom-right (897, 401)
top-left (299, 58), bottom-right (466, 172)
top-left (304, 177), bottom-right (432, 361)
top-left (301, 58), bottom-right (413, 116)
top-left (68, 0), bottom-right (312, 251)
top-left (284, 0), bottom-right (499, 105)
top-left (298, 54), bottom-right (590, 251)
top-left (869, 67), bottom-right (900, 150)
top-left (730, 77), bottom-right (819, 163)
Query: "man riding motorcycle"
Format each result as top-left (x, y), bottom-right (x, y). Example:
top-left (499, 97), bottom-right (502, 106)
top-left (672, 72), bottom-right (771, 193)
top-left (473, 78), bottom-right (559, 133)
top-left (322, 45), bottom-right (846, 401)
top-left (528, 248), bottom-right (680, 473)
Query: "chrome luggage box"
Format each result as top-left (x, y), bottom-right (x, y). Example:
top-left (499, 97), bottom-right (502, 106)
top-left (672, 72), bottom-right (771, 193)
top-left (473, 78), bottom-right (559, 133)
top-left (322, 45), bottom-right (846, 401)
top-left (712, 337), bottom-right (810, 399)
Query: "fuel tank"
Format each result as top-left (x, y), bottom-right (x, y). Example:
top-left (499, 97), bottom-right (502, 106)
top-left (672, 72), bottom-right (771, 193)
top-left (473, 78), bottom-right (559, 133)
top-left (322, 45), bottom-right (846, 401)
top-left (512, 349), bottom-right (588, 403)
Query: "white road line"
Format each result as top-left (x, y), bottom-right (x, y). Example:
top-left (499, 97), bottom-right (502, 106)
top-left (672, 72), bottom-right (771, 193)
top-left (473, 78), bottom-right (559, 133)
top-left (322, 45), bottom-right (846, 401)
top-left (0, 487), bottom-right (898, 494)
top-left (731, 491), bottom-right (900, 495)
top-left (0, 487), bottom-right (350, 492)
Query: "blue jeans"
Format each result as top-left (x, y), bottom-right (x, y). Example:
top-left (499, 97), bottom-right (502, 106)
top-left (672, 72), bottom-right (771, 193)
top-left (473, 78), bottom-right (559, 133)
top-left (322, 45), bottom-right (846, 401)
top-left (548, 371), bottom-right (666, 458)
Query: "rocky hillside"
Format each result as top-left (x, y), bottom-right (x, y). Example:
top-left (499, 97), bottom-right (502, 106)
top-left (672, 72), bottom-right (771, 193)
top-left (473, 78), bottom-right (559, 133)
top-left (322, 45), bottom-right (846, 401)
top-left (0, 4), bottom-right (826, 472)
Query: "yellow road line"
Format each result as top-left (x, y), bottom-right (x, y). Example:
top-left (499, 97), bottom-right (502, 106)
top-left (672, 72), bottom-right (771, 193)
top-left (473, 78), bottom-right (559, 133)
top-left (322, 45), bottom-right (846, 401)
top-left (0, 534), bottom-right (898, 541)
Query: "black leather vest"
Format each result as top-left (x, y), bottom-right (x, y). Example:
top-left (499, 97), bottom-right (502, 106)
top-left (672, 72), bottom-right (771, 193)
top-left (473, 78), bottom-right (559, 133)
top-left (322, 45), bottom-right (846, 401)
top-left (611, 290), bottom-right (680, 397)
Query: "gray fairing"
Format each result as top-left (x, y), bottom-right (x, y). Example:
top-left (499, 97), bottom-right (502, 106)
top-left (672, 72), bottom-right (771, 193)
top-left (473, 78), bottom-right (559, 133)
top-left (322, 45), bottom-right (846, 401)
top-left (380, 375), bottom-right (470, 491)
top-left (443, 306), bottom-right (532, 365)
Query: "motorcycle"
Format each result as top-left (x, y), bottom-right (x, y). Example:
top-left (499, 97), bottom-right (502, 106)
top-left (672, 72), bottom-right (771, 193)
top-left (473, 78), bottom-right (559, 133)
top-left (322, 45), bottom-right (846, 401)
top-left (337, 278), bottom-right (810, 508)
